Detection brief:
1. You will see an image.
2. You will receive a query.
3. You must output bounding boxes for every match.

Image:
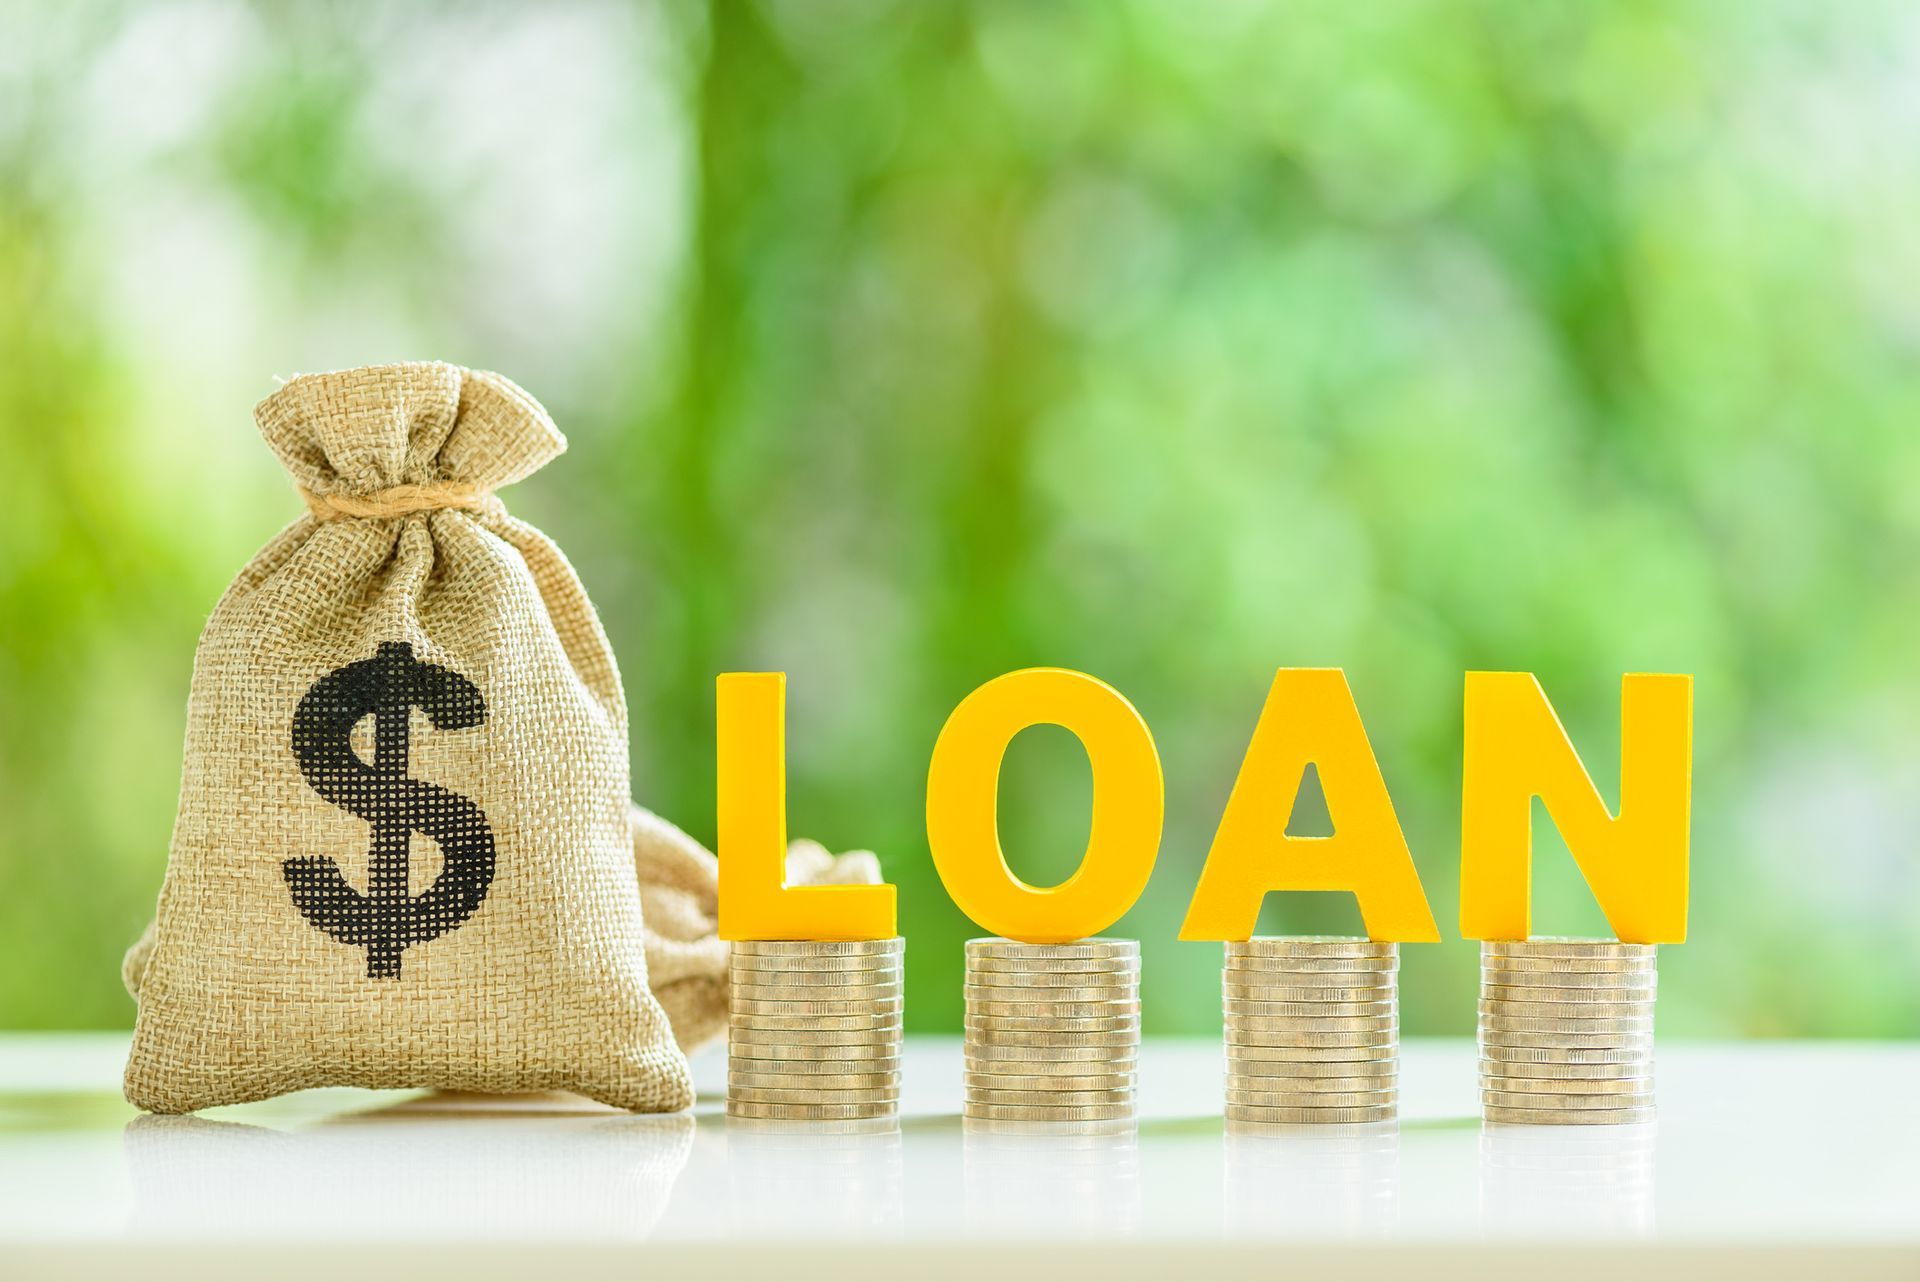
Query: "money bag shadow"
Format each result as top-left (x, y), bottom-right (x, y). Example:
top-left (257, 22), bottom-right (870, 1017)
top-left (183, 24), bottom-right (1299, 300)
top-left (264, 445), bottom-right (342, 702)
top-left (123, 1097), bottom-right (694, 1241)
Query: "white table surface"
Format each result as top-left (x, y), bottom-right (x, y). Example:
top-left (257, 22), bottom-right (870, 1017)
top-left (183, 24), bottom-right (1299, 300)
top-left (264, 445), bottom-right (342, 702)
top-left (0, 1034), bottom-right (1915, 1280)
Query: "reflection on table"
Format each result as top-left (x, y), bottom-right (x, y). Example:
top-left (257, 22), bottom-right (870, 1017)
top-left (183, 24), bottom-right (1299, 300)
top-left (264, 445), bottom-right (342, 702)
top-left (1223, 1122), bottom-right (1400, 1236)
top-left (122, 1092), bottom-right (694, 1241)
top-left (1478, 1120), bottom-right (1657, 1236)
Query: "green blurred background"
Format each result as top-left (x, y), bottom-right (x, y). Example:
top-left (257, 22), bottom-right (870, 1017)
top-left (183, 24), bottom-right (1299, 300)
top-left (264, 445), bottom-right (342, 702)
top-left (2, 0), bottom-right (1916, 1038)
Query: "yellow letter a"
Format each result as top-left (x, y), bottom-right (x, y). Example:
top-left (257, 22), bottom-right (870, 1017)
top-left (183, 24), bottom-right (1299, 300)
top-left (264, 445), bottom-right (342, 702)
top-left (1179, 669), bottom-right (1439, 943)
top-left (1459, 672), bottom-right (1692, 944)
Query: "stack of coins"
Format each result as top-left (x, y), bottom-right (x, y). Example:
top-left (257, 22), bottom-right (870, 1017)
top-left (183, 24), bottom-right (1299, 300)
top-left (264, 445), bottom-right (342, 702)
top-left (962, 937), bottom-right (1139, 1125)
top-left (727, 938), bottom-right (904, 1122)
top-left (1222, 936), bottom-right (1399, 1125)
top-left (1479, 938), bottom-right (1656, 1125)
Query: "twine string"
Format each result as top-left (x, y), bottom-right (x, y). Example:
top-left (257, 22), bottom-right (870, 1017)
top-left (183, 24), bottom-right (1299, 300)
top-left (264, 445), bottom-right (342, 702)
top-left (299, 482), bottom-right (499, 521)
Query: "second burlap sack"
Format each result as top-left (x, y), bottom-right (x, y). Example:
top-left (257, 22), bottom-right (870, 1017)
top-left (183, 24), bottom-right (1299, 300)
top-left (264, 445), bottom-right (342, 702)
top-left (124, 362), bottom-right (691, 1114)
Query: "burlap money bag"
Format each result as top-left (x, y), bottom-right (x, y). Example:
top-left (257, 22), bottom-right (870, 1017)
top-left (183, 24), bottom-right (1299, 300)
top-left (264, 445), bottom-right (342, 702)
top-left (124, 362), bottom-right (692, 1114)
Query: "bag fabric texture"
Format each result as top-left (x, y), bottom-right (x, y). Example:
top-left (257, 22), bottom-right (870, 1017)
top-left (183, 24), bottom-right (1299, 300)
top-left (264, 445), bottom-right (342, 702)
top-left (123, 362), bottom-right (691, 1113)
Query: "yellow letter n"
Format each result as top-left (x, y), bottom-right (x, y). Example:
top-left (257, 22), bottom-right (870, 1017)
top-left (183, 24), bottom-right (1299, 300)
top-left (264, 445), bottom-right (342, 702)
top-left (1460, 672), bottom-right (1692, 944)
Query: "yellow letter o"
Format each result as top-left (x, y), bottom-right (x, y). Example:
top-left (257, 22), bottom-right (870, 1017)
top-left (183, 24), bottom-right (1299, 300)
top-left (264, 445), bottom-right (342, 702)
top-left (926, 668), bottom-right (1163, 943)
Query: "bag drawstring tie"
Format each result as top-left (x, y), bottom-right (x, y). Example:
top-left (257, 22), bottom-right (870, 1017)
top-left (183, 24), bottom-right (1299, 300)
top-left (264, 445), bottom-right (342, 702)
top-left (299, 482), bottom-right (500, 521)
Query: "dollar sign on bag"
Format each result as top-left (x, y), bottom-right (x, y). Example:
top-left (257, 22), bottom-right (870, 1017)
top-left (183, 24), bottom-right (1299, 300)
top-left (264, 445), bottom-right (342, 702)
top-left (285, 641), bottom-right (497, 978)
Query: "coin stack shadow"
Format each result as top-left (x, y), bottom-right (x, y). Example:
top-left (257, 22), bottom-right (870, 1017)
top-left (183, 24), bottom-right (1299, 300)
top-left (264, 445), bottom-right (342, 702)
top-left (1222, 936), bottom-right (1399, 1126)
top-left (727, 938), bottom-right (905, 1122)
top-left (1479, 938), bottom-right (1656, 1125)
top-left (962, 938), bottom-right (1140, 1125)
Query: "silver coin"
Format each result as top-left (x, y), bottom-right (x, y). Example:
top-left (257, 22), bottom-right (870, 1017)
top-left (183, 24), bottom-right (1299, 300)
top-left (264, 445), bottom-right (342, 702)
top-left (730, 950), bottom-right (901, 972)
top-left (725, 1038), bottom-right (899, 1062)
top-left (732, 938), bottom-right (904, 956)
top-left (967, 1084), bottom-right (1135, 1105)
top-left (1225, 1103), bottom-right (1397, 1125)
top-left (730, 990), bottom-right (904, 1012)
top-left (967, 974), bottom-right (1128, 997)
top-left (965, 1025), bottom-right (1140, 1047)
top-left (966, 938), bottom-right (1140, 961)
top-left (963, 1119), bottom-right (1138, 1139)
top-left (732, 995), bottom-right (904, 1017)
top-left (728, 1084), bottom-right (901, 1105)
top-left (1480, 1031), bottom-right (1656, 1053)
top-left (1479, 1042), bottom-right (1653, 1065)
top-left (1227, 1026), bottom-right (1398, 1048)
top-left (962, 1101), bottom-right (1137, 1121)
top-left (1483, 1104), bottom-right (1656, 1126)
top-left (964, 1013), bottom-right (1140, 1034)
top-left (966, 1070), bottom-right (1141, 1089)
top-left (1230, 1055), bottom-right (1397, 1078)
top-left (1480, 965), bottom-right (1656, 987)
top-left (1477, 1056), bottom-right (1652, 1080)
top-left (1224, 998), bottom-right (1397, 1019)
top-left (965, 995), bottom-right (1141, 1018)
top-left (1478, 955), bottom-right (1656, 977)
top-left (1223, 1119), bottom-right (1398, 1139)
top-left (1222, 980), bottom-right (1397, 1003)
top-left (963, 983), bottom-right (1139, 1005)
top-left (966, 955), bottom-right (1141, 976)
top-left (730, 984), bottom-right (904, 1008)
top-left (1227, 1087), bottom-right (1399, 1108)
top-left (965, 984), bottom-right (1140, 1004)
top-left (1226, 1014), bottom-right (1397, 1035)
top-left (1481, 983), bottom-right (1656, 1006)
top-left (729, 1023), bottom-right (901, 1046)
top-left (1227, 1074), bottom-right (1399, 1094)
top-left (1483, 1087), bottom-right (1654, 1110)
top-left (1228, 1044), bottom-right (1397, 1059)
top-left (1223, 954), bottom-right (1399, 975)
top-left (964, 1042), bottom-right (1139, 1063)
top-left (1479, 1013), bottom-right (1654, 1036)
top-left (730, 1010), bottom-right (904, 1032)
top-left (1226, 937), bottom-right (1397, 960)
top-left (1481, 939), bottom-right (1655, 960)
top-left (1479, 996), bottom-right (1654, 1019)
top-left (729, 1069), bottom-right (902, 1091)
top-left (962, 1070), bottom-right (1134, 1091)
top-left (731, 972), bottom-right (904, 995)
top-left (726, 1099), bottom-right (898, 1121)
top-left (1478, 1073), bottom-right (1653, 1096)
